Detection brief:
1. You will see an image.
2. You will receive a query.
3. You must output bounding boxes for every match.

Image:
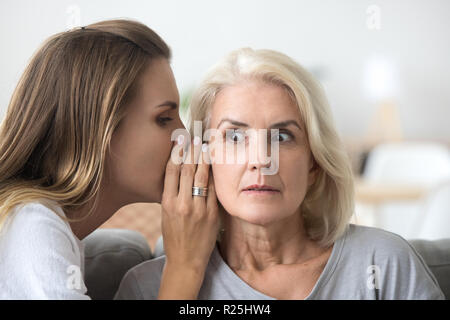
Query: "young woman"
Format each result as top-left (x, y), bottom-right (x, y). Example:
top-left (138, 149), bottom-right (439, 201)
top-left (0, 19), bottom-right (219, 299)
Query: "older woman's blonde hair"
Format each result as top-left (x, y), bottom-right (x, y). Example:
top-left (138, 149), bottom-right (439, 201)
top-left (187, 48), bottom-right (354, 247)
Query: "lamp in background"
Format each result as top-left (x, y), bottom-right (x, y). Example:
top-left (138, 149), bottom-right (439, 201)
top-left (363, 56), bottom-right (402, 148)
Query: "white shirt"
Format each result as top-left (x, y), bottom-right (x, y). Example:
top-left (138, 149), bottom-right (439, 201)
top-left (0, 201), bottom-right (90, 299)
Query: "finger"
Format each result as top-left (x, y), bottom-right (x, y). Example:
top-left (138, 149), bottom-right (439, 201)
top-left (192, 135), bottom-right (203, 165)
top-left (206, 169), bottom-right (218, 213)
top-left (162, 141), bottom-right (183, 200)
top-left (178, 141), bottom-right (197, 201)
top-left (194, 143), bottom-right (210, 188)
top-left (193, 144), bottom-right (210, 206)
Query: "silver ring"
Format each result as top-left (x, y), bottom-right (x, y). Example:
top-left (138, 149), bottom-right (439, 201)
top-left (192, 186), bottom-right (208, 197)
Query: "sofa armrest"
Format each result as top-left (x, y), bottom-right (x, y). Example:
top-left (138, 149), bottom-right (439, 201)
top-left (153, 236), bottom-right (165, 258)
top-left (409, 238), bottom-right (450, 299)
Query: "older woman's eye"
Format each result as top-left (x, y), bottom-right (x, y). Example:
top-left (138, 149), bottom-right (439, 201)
top-left (225, 129), bottom-right (246, 143)
top-left (272, 131), bottom-right (292, 142)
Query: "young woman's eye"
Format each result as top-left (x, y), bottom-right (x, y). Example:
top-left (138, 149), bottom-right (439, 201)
top-left (157, 117), bottom-right (173, 126)
top-left (272, 131), bottom-right (293, 142)
top-left (225, 129), bottom-right (246, 143)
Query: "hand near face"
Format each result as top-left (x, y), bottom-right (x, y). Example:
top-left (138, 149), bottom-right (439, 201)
top-left (158, 140), bottom-right (220, 299)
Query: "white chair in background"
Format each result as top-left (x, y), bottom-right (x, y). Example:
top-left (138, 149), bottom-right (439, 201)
top-left (358, 142), bottom-right (450, 239)
top-left (364, 142), bottom-right (450, 187)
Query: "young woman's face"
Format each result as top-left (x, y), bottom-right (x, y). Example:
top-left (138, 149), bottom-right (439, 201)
top-left (108, 58), bottom-right (183, 203)
top-left (209, 80), bottom-right (317, 226)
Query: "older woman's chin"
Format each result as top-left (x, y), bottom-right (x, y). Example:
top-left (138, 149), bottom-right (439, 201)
top-left (226, 209), bottom-right (291, 226)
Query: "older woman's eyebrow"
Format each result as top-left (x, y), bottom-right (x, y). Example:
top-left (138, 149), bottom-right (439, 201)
top-left (216, 118), bottom-right (249, 129)
top-left (216, 118), bottom-right (301, 130)
top-left (270, 120), bottom-right (301, 130)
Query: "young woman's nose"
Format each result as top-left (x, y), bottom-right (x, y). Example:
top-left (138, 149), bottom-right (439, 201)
top-left (174, 116), bottom-right (185, 130)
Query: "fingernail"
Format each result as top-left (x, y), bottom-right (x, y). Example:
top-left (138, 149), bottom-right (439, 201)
top-left (177, 135), bottom-right (185, 145)
top-left (193, 136), bottom-right (201, 146)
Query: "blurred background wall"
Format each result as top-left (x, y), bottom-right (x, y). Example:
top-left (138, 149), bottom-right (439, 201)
top-left (1, 0), bottom-right (450, 140)
top-left (1, 0), bottom-right (449, 248)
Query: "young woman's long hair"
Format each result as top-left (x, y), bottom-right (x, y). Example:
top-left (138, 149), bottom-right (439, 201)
top-left (0, 19), bottom-right (170, 230)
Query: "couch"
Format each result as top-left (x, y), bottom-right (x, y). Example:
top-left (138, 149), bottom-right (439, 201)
top-left (82, 229), bottom-right (450, 300)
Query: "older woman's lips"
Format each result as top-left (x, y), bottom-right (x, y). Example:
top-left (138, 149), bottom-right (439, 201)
top-left (242, 184), bottom-right (280, 196)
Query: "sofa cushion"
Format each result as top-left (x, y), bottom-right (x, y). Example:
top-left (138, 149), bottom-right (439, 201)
top-left (82, 229), bottom-right (152, 300)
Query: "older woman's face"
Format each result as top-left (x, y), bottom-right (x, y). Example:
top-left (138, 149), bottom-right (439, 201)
top-left (209, 80), bottom-right (316, 226)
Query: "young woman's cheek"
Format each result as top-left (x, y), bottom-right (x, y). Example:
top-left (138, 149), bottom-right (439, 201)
top-left (145, 126), bottom-right (177, 199)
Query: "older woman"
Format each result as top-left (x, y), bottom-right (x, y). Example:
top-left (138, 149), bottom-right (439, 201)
top-left (115, 48), bottom-right (445, 299)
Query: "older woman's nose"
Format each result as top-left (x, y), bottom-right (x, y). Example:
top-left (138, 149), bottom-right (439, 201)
top-left (246, 131), bottom-right (272, 171)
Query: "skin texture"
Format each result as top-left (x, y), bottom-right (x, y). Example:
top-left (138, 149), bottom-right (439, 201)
top-left (209, 80), bottom-right (333, 299)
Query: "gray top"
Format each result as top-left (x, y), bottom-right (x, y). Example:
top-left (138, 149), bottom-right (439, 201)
top-left (114, 224), bottom-right (445, 300)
